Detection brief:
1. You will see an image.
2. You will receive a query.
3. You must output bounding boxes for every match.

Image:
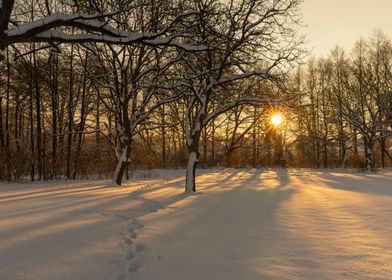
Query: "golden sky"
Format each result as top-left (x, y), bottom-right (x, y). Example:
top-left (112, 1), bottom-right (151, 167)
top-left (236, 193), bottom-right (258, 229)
top-left (302, 0), bottom-right (392, 56)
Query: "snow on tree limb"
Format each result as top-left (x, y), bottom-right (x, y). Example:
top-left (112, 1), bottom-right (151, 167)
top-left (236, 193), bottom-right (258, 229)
top-left (1, 8), bottom-right (207, 51)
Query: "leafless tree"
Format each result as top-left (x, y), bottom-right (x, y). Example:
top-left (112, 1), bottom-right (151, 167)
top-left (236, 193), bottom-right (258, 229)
top-left (176, 0), bottom-right (303, 192)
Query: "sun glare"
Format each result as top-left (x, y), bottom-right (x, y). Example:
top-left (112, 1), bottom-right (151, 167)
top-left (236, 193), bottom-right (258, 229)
top-left (271, 114), bottom-right (283, 127)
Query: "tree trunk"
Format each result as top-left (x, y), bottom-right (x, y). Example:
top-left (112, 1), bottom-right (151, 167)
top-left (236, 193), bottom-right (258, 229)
top-left (50, 51), bottom-right (58, 178)
top-left (202, 128), bottom-right (207, 166)
top-left (211, 118), bottom-right (215, 163)
top-left (172, 128), bottom-right (178, 168)
top-left (5, 48), bottom-right (10, 147)
top-left (161, 105), bottom-right (166, 167)
top-left (113, 145), bottom-right (132, 185)
top-left (185, 150), bottom-right (198, 193)
top-left (95, 92), bottom-right (101, 144)
top-left (184, 96), bottom-right (205, 193)
top-left (72, 53), bottom-right (89, 179)
top-left (33, 48), bottom-right (42, 180)
top-left (0, 96), bottom-right (3, 147)
top-left (14, 86), bottom-right (20, 152)
top-left (340, 139), bottom-right (347, 168)
top-left (323, 135), bottom-right (328, 168)
top-left (364, 137), bottom-right (373, 171)
top-left (66, 46), bottom-right (74, 179)
top-left (29, 61), bottom-right (35, 181)
top-left (252, 107), bottom-right (257, 167)
top-left (380, 137), bottom-right (386, 168)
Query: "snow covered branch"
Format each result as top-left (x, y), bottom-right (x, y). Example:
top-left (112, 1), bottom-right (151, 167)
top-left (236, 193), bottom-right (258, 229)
top-left (0, 7), bottom-right (207, 51)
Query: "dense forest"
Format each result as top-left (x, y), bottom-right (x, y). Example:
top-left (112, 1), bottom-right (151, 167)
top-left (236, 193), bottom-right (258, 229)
top-left (0, 0), bottom-right (391, 189)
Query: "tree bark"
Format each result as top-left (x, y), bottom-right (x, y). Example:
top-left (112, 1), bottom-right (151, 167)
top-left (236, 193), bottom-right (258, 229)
top-left (5, 48), bottom-right (10, 147)
top-left (364, 136), bottom-right (374, 171)
top-left (380, 137), bottom-right (386, 168)
top-left (28, 58), bottom-right (35, 181)
top-left (161, 104), bottom-right (166, 167)
top-left (33, 47), bottom-right (42, 180)
top-left (185, 150), bottom-right (198, 193)
top-left (66, 45), bottom-right (74, 179)
top-left (252, 108), bottom-right (257, 167)
top-left (113, 145), bottom-right (132, 185)
top-left (72, 53), bottom-right (89, 179)
top-left (50, 52), bottom-right (58, 177)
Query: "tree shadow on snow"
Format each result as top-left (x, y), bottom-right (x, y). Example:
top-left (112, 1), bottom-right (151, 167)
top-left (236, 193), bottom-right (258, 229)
top-left (315, 173), bottom-right (392, 196)
top-left (131, 175), bottom-right (300, 280)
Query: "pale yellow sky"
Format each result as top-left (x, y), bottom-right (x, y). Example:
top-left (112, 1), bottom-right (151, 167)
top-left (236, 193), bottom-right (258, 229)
top-left (301, 0), bottom-right (392, 56)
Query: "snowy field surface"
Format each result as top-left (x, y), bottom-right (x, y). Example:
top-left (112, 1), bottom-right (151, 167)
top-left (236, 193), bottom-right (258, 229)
top-left (1, 169), bottom-right (392, 280)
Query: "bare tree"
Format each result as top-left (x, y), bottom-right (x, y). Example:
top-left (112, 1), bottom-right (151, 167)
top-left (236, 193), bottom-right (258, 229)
top-left (87, 42), bottom-right (182, 184)
top-left (177, 0), bottom-right (303, 192)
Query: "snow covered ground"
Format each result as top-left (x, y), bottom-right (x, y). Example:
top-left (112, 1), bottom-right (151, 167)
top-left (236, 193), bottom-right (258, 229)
top-left (1, 169), bottom-right (392, 280)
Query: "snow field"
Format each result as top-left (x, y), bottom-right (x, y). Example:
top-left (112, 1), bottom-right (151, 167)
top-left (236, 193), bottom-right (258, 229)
top-left (1, 169), bottom-right (392, 280)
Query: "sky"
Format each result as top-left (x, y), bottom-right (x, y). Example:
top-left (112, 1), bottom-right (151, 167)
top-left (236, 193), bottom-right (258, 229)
top-left (301, 0), bottom-right (392, 57)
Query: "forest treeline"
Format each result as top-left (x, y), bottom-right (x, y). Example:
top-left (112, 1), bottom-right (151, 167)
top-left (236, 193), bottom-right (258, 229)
top-left (0, 1), bottom-right (391, 190)
top-left (293, 31), bottom-right (392, 170)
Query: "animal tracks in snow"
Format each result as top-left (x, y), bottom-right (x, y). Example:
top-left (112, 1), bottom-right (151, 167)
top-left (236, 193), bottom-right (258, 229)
top-left (118, 219), bottom-right (145, 277)
top-left (113, 182), bottom-right (181, 279)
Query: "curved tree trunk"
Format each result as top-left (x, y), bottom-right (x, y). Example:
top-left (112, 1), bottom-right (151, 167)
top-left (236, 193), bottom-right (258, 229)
top-left (113, 145), bottom-right (132, 185)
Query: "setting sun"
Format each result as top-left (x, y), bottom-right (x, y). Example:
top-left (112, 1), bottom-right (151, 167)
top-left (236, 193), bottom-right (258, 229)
top-left (271, 114), bottom-right (283, 127)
